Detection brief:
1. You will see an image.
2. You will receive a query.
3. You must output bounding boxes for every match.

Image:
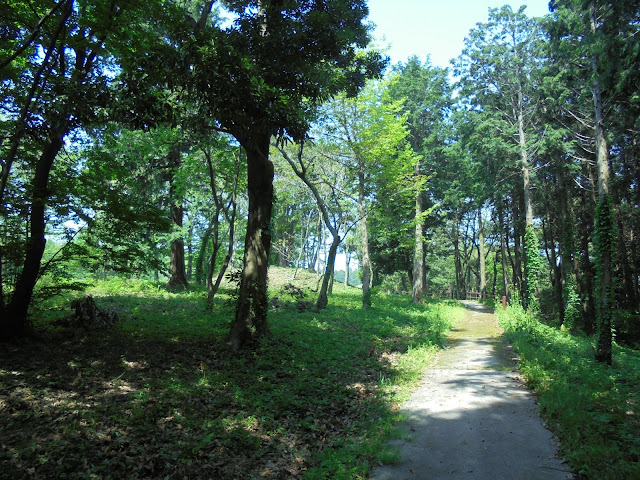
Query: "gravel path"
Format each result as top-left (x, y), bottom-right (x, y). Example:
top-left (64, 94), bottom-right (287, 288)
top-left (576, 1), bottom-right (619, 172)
top-left (371, 301), bottom-right (574, 480)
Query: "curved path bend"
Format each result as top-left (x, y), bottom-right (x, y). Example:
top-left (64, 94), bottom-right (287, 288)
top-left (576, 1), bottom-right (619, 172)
top-left (372, 301), bottom-right (574, 480)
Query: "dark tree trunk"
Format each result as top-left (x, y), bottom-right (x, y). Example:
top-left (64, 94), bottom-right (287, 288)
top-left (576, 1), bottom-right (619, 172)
top-left (166, 147), bottom-right (189, 288)
top-left (167, 204), bottom-right (189, 288)
top-left (2, 132), bottom-right (64, 339)
top-left (578, 208), bottom-right (597, 335)
top-left (206, 210), bottom-right (222, 292)
top-left (543, 215), bottom-right (563, 319)
top-left (228, 133), bottom-right (273, 348)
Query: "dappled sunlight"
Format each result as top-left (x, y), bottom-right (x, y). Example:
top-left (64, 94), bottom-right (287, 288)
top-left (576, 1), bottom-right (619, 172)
top-left (2, 283), bottom-right (468, 479)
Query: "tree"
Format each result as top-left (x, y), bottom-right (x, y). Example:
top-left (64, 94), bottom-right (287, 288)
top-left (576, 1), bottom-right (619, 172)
top-left (547, 0), bottom-right (640, 363)
top-left (320, 80), bottom-right (415, 308)
top-left (454, 5), bottom-right (546, 309)
top-left (182, 1), bottom-right (384, 347)
top-left (387, 57), bottom-right (452, 303)
top-left (276, 141), bottom-right (357, 310)
top-left (0, 0), bottom-right (151, 339)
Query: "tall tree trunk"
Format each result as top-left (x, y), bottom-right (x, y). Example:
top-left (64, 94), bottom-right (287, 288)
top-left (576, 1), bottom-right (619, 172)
top-left (2, 130), bottom-right (65, 339)
top-left (543, 215), bottom-right (563, 319)
top-left (412, 178), bottom-right (425, 304)
top-left (167, 204), bottom-right (189, 288)
top-left (166, 148), bottom-right (189, 288)
top-left (453, 221), bottom-right (463, 299)
top-left (308, 215), bottom-right (321, 273)
top-left (518, 94), bottom-right (534, 228)
top-left (498, 202), bottom-right (510, 299)
top-left (206, 218), bottom-right (222, 292)
top-left (590, 11), bottom-right (613, 364)
top-left (276, 144), bottom-right (345, 309)
top-left (512, 197), bottom-right (524, 301)
top-left (228, 133), bottom-right (273, 348)
top-left (195, 222), bottom-right (214, 285)
top-left (344, 245), bottom-right (351, 287)
top-left (0, 2), bottom-right (71, 319)
top-left (478, 207), bottom-right (487, 300)
top-left (578, 206), bottom-right (597, 335)
top-left (293, 210), bottom-right (313, 279)
top-left (358, 168), bottom-right (371, 309)
top-left (186, 223), bottom-right (194, 280)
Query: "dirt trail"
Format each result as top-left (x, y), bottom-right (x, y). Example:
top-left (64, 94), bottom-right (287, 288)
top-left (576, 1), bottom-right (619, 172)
top-left (371, 301), bottom-right (573, 480)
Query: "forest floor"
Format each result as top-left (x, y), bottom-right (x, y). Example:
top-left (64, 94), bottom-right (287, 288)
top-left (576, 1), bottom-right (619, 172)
top-left (372, 301), bottom-right (575, 480)
top-left (0, 273), bottom-right (468, 479)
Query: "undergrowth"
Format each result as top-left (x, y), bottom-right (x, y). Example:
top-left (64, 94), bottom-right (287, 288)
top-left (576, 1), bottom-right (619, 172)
top-left (0, 272), bottom-right (465, 479)
top-left (498, 303), bottom-right (640, 480)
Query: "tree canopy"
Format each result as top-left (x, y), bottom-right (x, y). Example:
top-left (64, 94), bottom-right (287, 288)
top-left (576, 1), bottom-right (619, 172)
top-left (1, 1), bottom-right (639, 365)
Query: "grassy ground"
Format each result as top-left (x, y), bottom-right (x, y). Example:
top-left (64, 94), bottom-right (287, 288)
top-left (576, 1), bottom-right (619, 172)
top-left (497, 303), bottom-right (640, 480)
top-left (0, 268), bottom-right (466, 479)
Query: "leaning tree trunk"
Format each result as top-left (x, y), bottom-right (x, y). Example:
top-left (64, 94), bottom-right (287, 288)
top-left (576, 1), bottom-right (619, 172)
top-left (208, 159), bottom-right (239, 307)
top-left (228, 133), bottom-right (273, 349)
top-left (208, 216), bottom-right (236, 307)
top-left (195, 222), bottom-right (213, 285)
top-left (2, 130), bottom-right (65, 340)
top-left (317, 235), bottom-right (340, 309)
top-left (206, 211), bottom-right (222, 292)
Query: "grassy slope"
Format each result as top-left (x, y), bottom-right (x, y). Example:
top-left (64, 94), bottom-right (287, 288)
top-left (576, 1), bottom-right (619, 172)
top-left (0, 268), bottom-right (465, 479)
top-left (497, 304), bottom-right (640, 480)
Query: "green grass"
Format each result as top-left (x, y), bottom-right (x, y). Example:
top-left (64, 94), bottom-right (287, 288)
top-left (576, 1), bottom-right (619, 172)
top-left (498, 303), bottom-right (640, 480)
top-left (0, 270), bottom-right (466, 479)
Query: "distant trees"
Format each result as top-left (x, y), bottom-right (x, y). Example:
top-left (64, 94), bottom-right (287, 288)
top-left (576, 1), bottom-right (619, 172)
top-left (386, 57), bottom-right (451, 303)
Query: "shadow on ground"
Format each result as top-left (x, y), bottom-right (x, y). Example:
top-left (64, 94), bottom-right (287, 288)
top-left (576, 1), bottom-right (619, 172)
top-left (372, 301), bottom-right (574, 480)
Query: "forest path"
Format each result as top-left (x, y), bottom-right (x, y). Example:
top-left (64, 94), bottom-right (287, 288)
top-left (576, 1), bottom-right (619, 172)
top-left (371, 301), bottom-right (574, 480)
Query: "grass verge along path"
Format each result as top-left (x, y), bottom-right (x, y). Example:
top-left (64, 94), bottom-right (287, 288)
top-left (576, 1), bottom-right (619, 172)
top-left (498, 303), bottom-right (640, 480)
